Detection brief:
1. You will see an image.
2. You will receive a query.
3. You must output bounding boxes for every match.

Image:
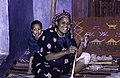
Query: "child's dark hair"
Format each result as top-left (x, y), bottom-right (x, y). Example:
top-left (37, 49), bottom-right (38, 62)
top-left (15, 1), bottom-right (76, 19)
top-left (31, 20), bottom-right (42, 29)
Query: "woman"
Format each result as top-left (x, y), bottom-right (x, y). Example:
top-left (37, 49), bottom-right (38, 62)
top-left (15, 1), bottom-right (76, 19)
top-left (32, 10), bottom-right (91, 78)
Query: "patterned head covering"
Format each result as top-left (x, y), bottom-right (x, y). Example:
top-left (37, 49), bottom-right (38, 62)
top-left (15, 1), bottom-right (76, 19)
top-left (52, 10), bottom-right (71, 27)
top-left (52, 10), bottom-right (75, 48)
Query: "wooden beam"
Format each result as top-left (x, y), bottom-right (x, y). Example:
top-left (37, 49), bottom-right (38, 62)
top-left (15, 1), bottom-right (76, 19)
top-left (50, 0), bottom-right (56, 27)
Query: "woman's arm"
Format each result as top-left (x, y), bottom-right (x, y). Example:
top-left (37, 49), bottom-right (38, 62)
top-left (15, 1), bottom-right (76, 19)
top-left (45, 46), bottom-right (77, 61)
top-left (77, 34), bottom-right (89, 57)
top-left (77, 42), bottom-right (84, 57)
top-left (45, 50), bottom-right (69, 61)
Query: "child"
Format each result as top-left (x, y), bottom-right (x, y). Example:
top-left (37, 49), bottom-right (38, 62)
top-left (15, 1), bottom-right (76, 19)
top-left (27, 20), bottom-right (43, 74)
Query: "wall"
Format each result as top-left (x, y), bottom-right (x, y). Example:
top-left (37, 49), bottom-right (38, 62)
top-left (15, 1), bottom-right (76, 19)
top-left (72, 0), bottom-right (88, 19)
top-left (0, 0), bottom-right (34, 77)
top-left (8, 0), bottom-right (33, 58)
top-left (33, 0), bottom-right (72, 29)
top-left (0, 0), bottom-right (72, 76)
top-left (33, 0), bottom-right (51, 29)
top-left (0, 0), bottom-right (9, 55)
top-left (56, 0), bottom-right (72, 15)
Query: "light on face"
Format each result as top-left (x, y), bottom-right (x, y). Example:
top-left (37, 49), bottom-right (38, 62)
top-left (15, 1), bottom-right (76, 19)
top-left (32, 24), bottom-right (42, 35)
top-left (58, 17), bottom-right (70, 34)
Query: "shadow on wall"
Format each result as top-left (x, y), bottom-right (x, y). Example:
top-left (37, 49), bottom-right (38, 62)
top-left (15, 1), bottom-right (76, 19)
top-left (0, 0), bottom-right (34, 77)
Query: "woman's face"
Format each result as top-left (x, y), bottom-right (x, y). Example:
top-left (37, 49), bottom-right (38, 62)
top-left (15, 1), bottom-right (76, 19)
top-left (57, 16), bottom-right (70, 34)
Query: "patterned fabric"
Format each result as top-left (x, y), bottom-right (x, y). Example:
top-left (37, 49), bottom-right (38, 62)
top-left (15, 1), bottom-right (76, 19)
top-left (52, 10), bottom-right (71, 27)
top-left (32, 27), bottom-right (76, 78)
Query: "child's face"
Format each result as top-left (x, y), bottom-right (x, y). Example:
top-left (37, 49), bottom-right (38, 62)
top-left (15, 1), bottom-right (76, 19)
top-left (31, 24), bottom-right (42, 37)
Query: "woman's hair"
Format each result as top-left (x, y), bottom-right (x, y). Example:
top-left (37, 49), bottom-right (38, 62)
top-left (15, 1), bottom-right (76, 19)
top-left (52, 10), bottom-right (71, 27)
top-left (31, 20), bottom-right (42, 29)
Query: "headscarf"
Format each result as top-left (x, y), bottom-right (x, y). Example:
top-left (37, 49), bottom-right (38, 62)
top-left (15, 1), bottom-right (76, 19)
top-left (52, 10), bottom-right (71, 27)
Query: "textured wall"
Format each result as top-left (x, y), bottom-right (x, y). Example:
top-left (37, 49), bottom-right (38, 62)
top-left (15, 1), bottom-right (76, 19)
top-left (0, 0), bottom-right (9, 55)
top-left (56, 0), bottom-right (72, 15)
top-left (0, 1), bottom-right (72, 76)
top-left (8, 0), bottom-right (33, 58)
top-left (72, 0), bottom-right (88, 19)
top-left (0, 0), bottom-right (34, 77)
top-left (33, 0), bottom-right (51, 29)
top-left (33, 0), bottom-right (72, 29)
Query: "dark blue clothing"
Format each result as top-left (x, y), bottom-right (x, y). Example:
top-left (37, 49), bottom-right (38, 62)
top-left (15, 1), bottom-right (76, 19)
top-left (32, 27), bottom-right (76, 78)
top-left (28, 33), bottom-right (40, 56)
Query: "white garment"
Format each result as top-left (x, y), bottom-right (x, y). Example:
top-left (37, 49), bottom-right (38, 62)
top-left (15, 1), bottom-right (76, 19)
top-left (76, 52), bottom-right (91, 65)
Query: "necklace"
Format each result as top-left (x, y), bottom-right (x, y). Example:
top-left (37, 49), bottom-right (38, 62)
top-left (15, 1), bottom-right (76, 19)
top-left (56, 28), bottom-right (65, 37)
top-left (57, 33), bottom-right (65, 37)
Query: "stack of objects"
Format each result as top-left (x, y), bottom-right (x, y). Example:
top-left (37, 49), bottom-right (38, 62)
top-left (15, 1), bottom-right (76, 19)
top-left (105, 72), bottom-right (120, 78)
top-left (7, 58), bottom-right (34, 78)
top-left (8, 49), bottom-right (30, 75)
top-left (9, 59), bottom-right (29, 74)
top-left (79, 54), bottom-right (120, 77)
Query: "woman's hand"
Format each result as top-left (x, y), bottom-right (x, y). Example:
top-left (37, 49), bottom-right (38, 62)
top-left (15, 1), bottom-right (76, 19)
top-left (67, 46), bottom-right (77, 54)
top-left (80, 34), bottom-right (89, 48)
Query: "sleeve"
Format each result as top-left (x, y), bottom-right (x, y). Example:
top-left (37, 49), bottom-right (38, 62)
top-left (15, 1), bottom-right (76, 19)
top-left (66, 32), bottom-right (77, 47)
top-left (28, 36), bottom-right (33, 52)
top-left (28, 35), bottom-right (39, 55)
top-left (37, 30), bottom-right (56, 58)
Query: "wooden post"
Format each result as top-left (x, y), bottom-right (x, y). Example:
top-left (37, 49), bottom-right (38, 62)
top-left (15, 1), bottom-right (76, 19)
top-left (70, 52), bottom-right (77, 78)
top-left (50, 0), bottom-right (56, 28)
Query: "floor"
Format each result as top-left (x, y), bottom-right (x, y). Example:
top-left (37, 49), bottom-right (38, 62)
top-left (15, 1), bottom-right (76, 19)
top-left (0, 54), bottom-right (118, 78)
top-left (6, 74), bottom-right (34, 78)
top-left (6, 74), bottom-right (107, 78)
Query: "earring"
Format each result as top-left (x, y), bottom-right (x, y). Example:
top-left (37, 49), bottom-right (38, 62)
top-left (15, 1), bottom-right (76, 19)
top-left (55, 21), bottom-right (58, 26)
